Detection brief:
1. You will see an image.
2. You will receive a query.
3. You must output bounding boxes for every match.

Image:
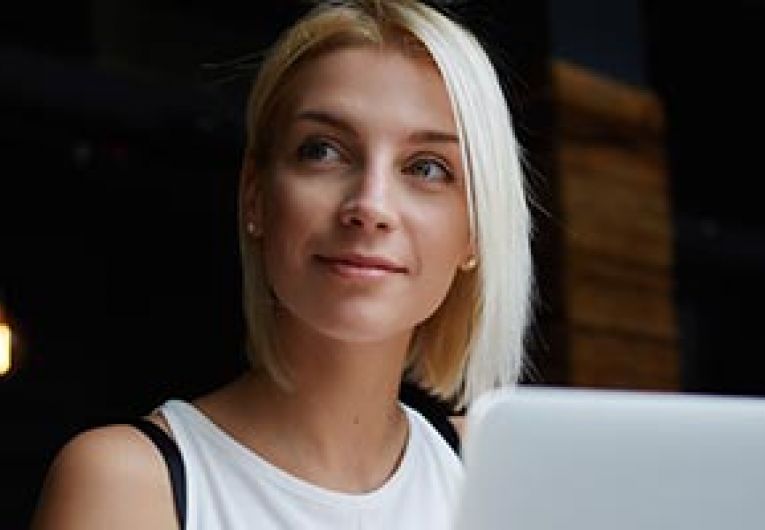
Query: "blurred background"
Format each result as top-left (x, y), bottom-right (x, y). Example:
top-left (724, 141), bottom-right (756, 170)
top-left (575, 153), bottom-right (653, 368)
top-left (2, 1), bottom-right (764, 527)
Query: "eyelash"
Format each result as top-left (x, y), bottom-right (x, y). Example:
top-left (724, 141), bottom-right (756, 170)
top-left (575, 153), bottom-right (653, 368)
top-left (404, 156), bottom-right (454, 183)
top-left (296, 138), bottom-right (345, 163)
top-left (295, 137), bottom-right (455, 183)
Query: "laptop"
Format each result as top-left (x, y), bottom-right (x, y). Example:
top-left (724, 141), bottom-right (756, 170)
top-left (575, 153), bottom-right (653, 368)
top-left (452, 386), bottom-right (765, 530)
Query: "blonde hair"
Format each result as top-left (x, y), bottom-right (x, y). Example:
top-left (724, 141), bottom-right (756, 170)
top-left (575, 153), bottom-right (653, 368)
top-left (239, 0), bottom-right (533, 407)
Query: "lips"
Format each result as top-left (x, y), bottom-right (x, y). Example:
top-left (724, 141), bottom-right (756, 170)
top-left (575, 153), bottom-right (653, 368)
top-left (315, 253), bottom-right (408, 274)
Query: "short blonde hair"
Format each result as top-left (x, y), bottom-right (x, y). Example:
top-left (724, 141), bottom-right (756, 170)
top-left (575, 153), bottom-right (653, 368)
top-left (239, 0), bottom-right (533, 407)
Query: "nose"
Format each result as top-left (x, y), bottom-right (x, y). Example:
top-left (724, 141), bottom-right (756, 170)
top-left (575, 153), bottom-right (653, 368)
top-left (338, 161), bottom-right (398, 233)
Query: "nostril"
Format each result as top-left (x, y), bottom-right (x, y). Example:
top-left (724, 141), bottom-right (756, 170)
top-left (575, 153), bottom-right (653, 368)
top-left (339, 200), bottom-right (395, 232)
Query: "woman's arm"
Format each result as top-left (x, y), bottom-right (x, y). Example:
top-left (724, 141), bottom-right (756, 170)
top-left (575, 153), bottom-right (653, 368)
top-left (30, 424), bottom-right (178, 530)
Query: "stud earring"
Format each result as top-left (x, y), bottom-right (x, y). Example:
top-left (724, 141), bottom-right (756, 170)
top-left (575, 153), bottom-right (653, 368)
top-left (460, 256), bottom-right (477, 271)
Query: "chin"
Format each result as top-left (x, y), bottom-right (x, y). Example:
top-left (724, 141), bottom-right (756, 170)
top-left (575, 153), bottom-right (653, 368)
top-left (318, 316), bottom-right (410, 344)
top-left (294, 304), bottom-right (415, 346)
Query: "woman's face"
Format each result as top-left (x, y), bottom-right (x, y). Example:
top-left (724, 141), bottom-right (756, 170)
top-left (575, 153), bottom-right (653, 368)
top-left (248, 45), bottom-right (472, 345)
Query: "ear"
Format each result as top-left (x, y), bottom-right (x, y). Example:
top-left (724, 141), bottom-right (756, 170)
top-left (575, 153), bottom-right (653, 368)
top-left (459, 239), bottom-right (477, 272)
top-left (240, 154), bottom-right (264, 237)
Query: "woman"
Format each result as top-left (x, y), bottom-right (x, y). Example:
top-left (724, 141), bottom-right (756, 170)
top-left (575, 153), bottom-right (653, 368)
top-left (31, 1), bottom-right (532, 528)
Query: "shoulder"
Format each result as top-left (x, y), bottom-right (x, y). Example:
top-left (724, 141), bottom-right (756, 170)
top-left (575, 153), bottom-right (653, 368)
top-left (449, 416), bottom-right (466, 441)
top-left (399, 382), bottom-right (463, 455)
top-left (31, 422), bottom-right (178, 530)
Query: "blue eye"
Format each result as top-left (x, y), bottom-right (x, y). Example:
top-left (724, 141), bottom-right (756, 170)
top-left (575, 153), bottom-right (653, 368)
top-left (407, 158), bottom-right (453, 182)
top-left (297, 139), bottom-right (343, 162)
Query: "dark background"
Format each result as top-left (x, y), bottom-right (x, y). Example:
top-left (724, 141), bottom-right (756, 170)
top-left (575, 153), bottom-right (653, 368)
top-left (2, 1), bottom-right (764, 527)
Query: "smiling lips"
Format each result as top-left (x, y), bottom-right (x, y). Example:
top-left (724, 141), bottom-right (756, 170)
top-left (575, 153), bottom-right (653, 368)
top-left (315, 253), bottom-right (408, 279)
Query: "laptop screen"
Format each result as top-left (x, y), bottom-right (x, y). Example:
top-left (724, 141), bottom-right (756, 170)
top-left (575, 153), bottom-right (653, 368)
top-left (453, 386), bottom-right (765, 530)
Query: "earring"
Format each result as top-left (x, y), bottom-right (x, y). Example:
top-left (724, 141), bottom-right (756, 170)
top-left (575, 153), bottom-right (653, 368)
top-left (246, 221), bottom-right (259, 236)
top-left (460, 256), bottom-right (477, 271)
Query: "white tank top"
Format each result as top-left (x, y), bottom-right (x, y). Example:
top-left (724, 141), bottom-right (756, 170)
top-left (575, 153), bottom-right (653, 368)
top-left (159, 399), bottom-right (464, 530)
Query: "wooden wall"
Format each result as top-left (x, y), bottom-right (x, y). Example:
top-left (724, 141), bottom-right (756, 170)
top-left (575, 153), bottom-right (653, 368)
top-left (551, 60), bottom-right (679, 390)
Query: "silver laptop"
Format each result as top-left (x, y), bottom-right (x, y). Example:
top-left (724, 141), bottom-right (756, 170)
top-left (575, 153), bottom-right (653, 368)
top-left (453, 386), bottom-right (765, 530)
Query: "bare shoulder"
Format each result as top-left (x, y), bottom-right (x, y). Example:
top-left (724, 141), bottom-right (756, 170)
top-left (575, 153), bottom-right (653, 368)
top-left (30, 423), bottom-right (178, 530)
top-left (449, 416), bottom-right (466, 441)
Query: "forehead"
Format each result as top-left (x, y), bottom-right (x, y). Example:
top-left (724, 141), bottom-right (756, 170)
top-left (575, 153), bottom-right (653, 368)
top-left (277, 45), bottom-right (457, 135)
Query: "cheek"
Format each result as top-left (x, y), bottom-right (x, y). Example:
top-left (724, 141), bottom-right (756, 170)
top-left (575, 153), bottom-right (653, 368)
top-left (409, 201), bottom-right (471, 305)
top-left (261, 184), bottom-right (303, 277)
top-left (416, 198), bottom-right (470, 267)
top-left (260, 176), bottom-right (335, 274)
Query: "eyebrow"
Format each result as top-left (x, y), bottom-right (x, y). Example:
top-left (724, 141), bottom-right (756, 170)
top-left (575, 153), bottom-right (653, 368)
top-left (295, 110), bottom-right (459, 145)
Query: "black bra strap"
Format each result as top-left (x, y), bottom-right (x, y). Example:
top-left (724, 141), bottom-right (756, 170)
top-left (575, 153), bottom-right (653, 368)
top-left (125, 388), bottom-right (455, 530)
top-left (129, 419), bottom-right (187, 529)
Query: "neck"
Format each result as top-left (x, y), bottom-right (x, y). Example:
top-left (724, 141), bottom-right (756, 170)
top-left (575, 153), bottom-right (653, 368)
top-left (229, 314), bottom-right (413, 492)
